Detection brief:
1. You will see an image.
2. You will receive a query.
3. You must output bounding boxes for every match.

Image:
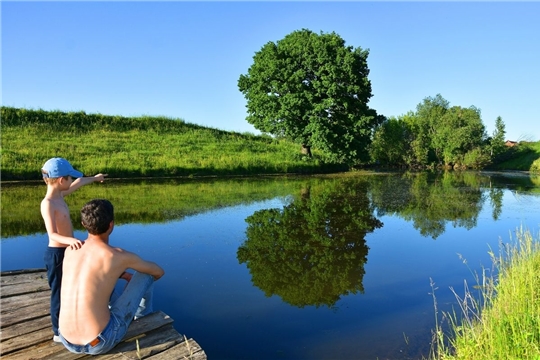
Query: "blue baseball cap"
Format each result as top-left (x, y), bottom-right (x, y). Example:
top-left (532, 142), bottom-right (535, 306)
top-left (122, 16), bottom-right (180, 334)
top-left (42, 157), bottom-right (83, 178)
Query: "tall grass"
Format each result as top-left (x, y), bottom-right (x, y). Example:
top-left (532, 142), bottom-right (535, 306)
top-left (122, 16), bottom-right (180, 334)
top-left (1, 107), bottom-right (345, 180)
top-left (430, 227), bottom-right (540, 360)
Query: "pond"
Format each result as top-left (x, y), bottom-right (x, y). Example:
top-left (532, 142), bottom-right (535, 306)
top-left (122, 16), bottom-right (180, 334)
top-left (1, 171), bottom-right (539, 360)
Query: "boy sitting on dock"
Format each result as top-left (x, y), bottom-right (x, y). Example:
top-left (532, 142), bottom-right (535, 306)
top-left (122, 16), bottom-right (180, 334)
top-left (58, 199), bottom-right (165, 355)
top-left (41, 157), bottom-right (107, 342)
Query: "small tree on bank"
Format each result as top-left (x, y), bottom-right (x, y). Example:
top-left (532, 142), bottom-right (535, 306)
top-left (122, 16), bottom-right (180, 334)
top-left (238, 29), bottom-right (384, 165)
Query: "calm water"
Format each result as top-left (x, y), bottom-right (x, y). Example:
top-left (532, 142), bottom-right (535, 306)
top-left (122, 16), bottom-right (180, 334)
top-left (1, 171), bottom-right (539, 360)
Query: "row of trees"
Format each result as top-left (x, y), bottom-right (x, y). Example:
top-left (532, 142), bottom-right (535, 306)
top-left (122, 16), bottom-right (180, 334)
top-left (370, 94), bottom-right (507, 169)
top-left (238, 29), bottom-right (506, 169)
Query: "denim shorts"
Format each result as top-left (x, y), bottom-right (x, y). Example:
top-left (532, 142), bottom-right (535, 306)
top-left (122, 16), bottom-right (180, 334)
top-left (59, 272), bottom-right (154, 355)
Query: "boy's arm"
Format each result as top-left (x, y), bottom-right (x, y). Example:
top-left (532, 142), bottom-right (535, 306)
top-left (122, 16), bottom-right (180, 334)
top-left (120, 250), bottom-right (165, 281)
top-left (40, 200), bottom-right (84, 250)
top-left (62, 173), bottom-right (108, 196)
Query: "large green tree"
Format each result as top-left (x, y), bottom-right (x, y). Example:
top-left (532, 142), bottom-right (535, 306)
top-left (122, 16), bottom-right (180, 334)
top-left (238, 29), bottom-right (384, 165)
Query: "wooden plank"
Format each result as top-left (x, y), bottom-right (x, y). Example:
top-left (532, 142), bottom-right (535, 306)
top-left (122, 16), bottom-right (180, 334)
top-left (145, 338), bottom-right (205, 360)
top-left (1, 325), bottom-right (56, 355)
top-left (108, 325), bottom-right (183, 358)
top-left (0, 340), bottom-right (63, 360)
top-left (1, 271), bottom-right (47, 287)
top-left (124, 311), bottom-right (174, 339)
top-left (0, 301), bottom-right (51, 328)
top-left (0, 269), bottom-right (206, 360)
top-left (1, 290), bottom-right (51, 314)
top-left (1, 311), bottom-right (177, 359)
top-left (1, 282), bottom-right (50, 298)
top-left (0, 315), bottom-right (51, 341)
top-left (0, 269), bottom-right (46, 277)
top-left (39, 325), bottom-right (182, 360)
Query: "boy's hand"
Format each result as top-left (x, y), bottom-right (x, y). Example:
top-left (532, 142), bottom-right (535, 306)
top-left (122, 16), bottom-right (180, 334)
top-left (94, 174), bottom-right (108, 183)
top-left (69, 239), bottom-right (84, 250)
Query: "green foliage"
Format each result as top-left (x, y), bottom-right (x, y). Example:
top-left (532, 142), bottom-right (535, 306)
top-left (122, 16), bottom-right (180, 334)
top-left (369, 172), bottom-right (488, 239)
top-left (490, 116), bottom-right (507, 157)
top-left (493, 141), bottom-right (540, 172)
top-left (0, 106), bottom-right (344, 180)
top-left (530, 158), bottom-right (540, 173)
top-left (462, 147), bottom-right (491, 169)
top-left (372, 95), bottom-right (489, 169)
top-left (237, 177), bottom-right (382, 308)
top-left (370, 116), bottom-right (409, 165)
top-left (430, 228), bottom-right (540, 360)
top-left (438, 106), bottom-right (486, 165)
top-left (238, 29), bottom-right (384, 166)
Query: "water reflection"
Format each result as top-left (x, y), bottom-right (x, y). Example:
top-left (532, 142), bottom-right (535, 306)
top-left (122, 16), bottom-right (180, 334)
top-left (1, 171), bottom-right (539, 360)
top-left (238, 179), bottom-right (382, 308)
top-left (370, 172), bottom-right (486, 239)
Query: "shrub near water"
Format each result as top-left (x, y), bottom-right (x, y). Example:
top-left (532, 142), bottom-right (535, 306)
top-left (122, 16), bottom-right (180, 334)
top-left (1, 107), bottom-right (344, 180)
top-left (430, 228), bottom-right (540, 360)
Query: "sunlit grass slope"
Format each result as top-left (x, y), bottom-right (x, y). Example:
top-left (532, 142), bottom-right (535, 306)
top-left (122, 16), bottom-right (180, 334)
top-left (1, 107), bottom-right (344, 180)
top-left (494, 141), bottom-right (540, 173)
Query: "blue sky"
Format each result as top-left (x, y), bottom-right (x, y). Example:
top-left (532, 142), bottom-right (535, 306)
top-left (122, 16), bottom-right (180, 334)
top-left (3, 1), bottom-right (539, 142)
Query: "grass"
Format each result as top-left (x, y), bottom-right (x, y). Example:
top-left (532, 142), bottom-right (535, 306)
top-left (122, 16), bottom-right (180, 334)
top-left (429, 227), bottom-right (540, 360)
top-left (0, 106), bottom-right (345, 180)
top-left (494, 141), bottom-right (540, 173)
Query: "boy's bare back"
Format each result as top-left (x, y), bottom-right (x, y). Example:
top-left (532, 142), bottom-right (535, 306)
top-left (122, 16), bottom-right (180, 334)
top-left (59, 235), bottom-right (164, 345)
top-left (59, 240), bottom-right (128, 344)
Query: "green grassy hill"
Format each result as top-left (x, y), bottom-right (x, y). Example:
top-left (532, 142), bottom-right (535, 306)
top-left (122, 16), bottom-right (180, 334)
top-left (0, 107), bottom-right (344, 181)
top-left (492, 141), bottom-right (540, 172)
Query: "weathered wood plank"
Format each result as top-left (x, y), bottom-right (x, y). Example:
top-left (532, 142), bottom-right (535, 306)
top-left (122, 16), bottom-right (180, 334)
top-left (0, 340), bottom-right (62, 360)
top-left (0, 269), bottom-right (207, 360)
top-left (1, 270), bottom-right (47, 287)
top-left (110, 324), bottom-right (182, 356)
top-left (0, 300), bottom-right (51, 328)
top-left (38, 325), bottom-right (183, 360)
top-left (1, 325), bottom-right (56, 355)
top-left (0, 315), bottom-right (51, 341)
top-left (0, 269), bottom-right (46, 277)
top-left (1, 290), bottom-right (51, 314)
top-left (145, 338), bottom-right (205, 360)
top-left (1, 311), bottom-right (179, 359)
top-left (124, 311), bottom-right (174, 339)
top-left (1, 281), bottom-right (50, 298)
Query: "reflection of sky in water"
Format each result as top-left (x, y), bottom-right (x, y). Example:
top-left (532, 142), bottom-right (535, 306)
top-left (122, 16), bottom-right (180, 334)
top-left (1, 190), bottom-right (539, 359)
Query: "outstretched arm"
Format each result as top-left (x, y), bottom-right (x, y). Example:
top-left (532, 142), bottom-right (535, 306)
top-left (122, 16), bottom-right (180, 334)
top-left (62, 173), bottom-right (108, 196)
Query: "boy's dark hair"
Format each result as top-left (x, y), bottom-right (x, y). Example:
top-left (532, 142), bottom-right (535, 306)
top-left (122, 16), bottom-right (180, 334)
top-left (81, 199), bottom-right (114, 235)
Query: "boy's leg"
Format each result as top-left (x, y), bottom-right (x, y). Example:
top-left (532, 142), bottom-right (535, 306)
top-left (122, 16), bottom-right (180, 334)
top-left (44, 247), bottom-right (65, 338)
top-left (109, 272), bottom-right (155, 335)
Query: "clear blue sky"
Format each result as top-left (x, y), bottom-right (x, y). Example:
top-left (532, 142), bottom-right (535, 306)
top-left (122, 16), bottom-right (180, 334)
top-left (3, 1), bottom-right (539, 142)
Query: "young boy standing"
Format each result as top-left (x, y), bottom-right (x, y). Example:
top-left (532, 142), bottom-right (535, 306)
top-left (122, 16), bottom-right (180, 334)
top-left (40, 157), bottom-right (107, 342)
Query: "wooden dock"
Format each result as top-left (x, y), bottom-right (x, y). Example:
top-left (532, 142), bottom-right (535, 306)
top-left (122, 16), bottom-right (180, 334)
top-left (0, 269), bottom-right (206, 359)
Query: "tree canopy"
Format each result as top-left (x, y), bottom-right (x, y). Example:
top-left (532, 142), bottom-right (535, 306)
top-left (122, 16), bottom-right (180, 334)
top-left (370, 94), bottom-right (493, 169)
top-left (238, 29), bottom-right (384, 165)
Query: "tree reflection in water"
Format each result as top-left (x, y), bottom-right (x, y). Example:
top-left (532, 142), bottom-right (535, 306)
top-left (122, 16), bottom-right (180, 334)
top-left (237, 179), bottom-right (383, 308)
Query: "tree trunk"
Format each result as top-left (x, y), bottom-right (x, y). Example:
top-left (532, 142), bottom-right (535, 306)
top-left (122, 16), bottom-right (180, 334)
top-left (301, 144), bottom-right (312, 157)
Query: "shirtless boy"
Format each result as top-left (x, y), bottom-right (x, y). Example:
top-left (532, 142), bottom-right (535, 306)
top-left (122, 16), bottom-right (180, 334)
top-left (41, 157), bottom-right (107, 342)
top-left (59, 199), bottom-right (165, 355)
